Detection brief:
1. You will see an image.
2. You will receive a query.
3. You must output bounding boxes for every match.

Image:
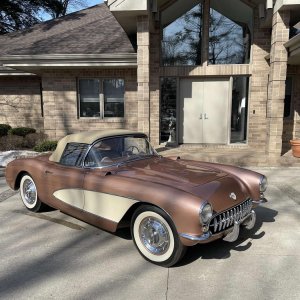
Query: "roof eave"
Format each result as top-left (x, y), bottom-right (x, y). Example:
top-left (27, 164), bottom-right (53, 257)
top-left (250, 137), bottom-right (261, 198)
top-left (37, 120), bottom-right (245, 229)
top-left (0, 54), bottom-right (137, 70)
top-left (284, 33), bottom-right (300, 65)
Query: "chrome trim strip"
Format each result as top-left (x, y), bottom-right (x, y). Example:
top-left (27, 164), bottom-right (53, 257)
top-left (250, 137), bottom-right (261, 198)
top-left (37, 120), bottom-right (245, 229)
top-left (252, 196), bottom-right (268, 204)
top-left (181, 209), bottom-right (256, 243)
top-left (180, 232), bottom-right (212, 242)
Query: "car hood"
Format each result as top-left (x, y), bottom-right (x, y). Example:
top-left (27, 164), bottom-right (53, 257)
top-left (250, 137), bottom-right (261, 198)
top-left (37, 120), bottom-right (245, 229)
top-left (115, 157), bottom-right (249, 210)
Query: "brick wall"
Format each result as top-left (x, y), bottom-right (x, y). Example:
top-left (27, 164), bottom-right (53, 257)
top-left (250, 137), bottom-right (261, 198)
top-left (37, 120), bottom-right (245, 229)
top-left (266, 11), bottom-right (290, 159)
top-left (0, 76), bottom-right (43, 130)
top-left (152, 5), bottom-right (273, 154)
top-left (248, 9), bottom-right (270, 151)
top-left (41, 69), bottom-right (137, 140)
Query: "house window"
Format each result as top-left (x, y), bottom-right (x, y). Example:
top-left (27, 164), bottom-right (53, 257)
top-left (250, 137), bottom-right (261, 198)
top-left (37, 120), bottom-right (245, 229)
top-left (103, 79), bottom-right (125, 118)
top-left (230, 77), bottom-right (249, 143)
top-left (161, 1), bottom-right (204, 66)
top-left (160, 78), bottom-right (177, 143)
top-left (78, 79), bottom-right (125, 118)
top-left (209, 1), bottom-right (252, 65)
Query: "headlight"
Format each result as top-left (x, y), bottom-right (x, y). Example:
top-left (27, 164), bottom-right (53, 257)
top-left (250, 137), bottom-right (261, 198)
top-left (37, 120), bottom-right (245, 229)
top-left (199, 203), bottom-right (213, 225)
top-left (259, 176), bottom-right (268, 192)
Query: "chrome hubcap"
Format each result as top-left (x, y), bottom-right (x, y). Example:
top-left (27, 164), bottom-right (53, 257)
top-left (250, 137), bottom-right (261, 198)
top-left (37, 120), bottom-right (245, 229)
top-left (139, 217), bottom-right (170, 255)
top-left (23, 179), bottom-right (36, 205)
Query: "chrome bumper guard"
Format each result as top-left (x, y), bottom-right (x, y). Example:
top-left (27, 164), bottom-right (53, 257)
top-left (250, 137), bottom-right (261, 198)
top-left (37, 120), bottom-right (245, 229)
top-left (180, 210), bottom-right (256, 242)
top-left (180, 210), bottom-right (256, 243)
top-left (223, 210), bottom-right (256, 242)
top-left (252, 194), bottom-right (268, 205)
top-left (180, 197), bottom-right (267, 243)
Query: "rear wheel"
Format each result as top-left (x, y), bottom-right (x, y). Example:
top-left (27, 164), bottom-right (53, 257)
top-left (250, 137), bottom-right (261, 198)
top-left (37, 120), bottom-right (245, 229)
top-left (20, 174), bottom-right (43, 212)
top-left (131, 205), bottom-right (186, 267)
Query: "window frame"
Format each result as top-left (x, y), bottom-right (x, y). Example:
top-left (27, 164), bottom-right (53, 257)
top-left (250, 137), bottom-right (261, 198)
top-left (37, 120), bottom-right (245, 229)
top-left (77, 78), bottom-right (125, 120)
top-left (59, 142), bottom-right (90, 167)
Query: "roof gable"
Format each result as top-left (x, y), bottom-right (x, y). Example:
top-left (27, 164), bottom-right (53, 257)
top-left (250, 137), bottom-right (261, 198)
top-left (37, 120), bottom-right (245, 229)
top-left (0, 4), bottom-right (135, 56)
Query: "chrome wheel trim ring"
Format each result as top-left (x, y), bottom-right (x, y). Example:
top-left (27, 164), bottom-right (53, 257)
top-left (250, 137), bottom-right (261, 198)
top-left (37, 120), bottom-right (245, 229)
top-left (139, 216), bottom-right (170, 255)
top-left (133, 211), bottom-right (175, 262)
top-left (20, 175), bottom-right (37, 209)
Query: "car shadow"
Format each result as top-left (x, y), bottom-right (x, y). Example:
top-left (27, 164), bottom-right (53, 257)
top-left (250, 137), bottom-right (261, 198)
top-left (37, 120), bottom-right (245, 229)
top-left (114, 227), bottom-right (132, 240)
top-left (175, 206), bottom-right (277, 267)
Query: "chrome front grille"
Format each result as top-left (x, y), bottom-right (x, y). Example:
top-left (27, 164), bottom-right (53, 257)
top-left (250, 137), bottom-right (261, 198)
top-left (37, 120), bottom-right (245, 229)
top-left (209, 199), bottom-right (252, 234)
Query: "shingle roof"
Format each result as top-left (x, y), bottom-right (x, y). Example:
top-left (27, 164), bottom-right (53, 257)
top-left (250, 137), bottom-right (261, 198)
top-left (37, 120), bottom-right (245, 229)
top-left (0, 4), bottom-right (135, 56)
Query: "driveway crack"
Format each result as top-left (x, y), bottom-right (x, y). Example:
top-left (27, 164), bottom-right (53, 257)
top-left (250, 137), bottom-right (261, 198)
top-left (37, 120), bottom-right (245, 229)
top-left (165, 268), bottom-right (170, 300)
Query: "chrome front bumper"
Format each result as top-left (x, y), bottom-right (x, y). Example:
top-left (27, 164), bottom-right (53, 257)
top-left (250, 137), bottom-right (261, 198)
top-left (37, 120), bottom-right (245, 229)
top-left (180, 196), bottom-right (268, 244)
top-left (180, 210), bottom-right (256, 243)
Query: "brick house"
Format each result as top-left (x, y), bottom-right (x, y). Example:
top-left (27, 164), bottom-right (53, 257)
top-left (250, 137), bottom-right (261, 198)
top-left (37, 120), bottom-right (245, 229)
top-left (0, 0), bottom-right (299, 164)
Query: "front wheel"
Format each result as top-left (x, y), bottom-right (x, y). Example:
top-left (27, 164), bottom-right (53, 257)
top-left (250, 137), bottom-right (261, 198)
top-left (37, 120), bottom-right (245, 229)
top-left (20, 174), bottom-right (43, 212)
top-left (131, 205), bottom-right (186, 267)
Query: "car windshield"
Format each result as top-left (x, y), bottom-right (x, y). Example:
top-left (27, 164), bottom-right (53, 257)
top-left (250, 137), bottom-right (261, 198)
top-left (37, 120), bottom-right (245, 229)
top-left (84, 135), bottom-right (157, 168)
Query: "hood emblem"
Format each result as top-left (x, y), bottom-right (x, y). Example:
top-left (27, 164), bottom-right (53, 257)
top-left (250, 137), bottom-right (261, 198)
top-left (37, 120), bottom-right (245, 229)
top-left (229, 192), bottom-right (237, 200)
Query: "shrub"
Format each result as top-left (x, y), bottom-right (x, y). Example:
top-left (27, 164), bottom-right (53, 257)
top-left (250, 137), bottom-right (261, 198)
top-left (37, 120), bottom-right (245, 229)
top-left (9, 127), bottom-right (36, 137)
top-left (23, 132), bottom-right (48, 149)
top-left (0, 135), bottom-right (24, 151)
top-left (0, 124), bottom-right (12, 137)
top-left (33, 140), bottom-right (57, 152)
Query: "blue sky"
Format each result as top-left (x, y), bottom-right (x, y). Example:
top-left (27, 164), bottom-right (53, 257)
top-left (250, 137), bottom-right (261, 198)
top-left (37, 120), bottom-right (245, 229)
top-left (85, 0), bottom-right (104, 7)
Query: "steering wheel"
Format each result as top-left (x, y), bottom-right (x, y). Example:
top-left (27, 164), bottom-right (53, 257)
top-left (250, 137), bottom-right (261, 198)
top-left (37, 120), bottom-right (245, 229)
top-left (126, 145), bottom-right (140, 154)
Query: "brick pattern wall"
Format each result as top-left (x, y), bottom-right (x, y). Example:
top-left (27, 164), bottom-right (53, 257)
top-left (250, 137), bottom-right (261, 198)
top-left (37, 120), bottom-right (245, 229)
top-left (0, 76), bottom-right (43, 130)
top-left (154, 5), bottom-right (272, 155)
top-left (137, 16), bottom-right (150, 136)
top-left (149, 22), bottom-right (161, 146)
top-left (247, 9), bottom-right (270, 151)
top-left (266, 11), bottom-right (290, 159)
top-left (42, 69), bottom-right (137, 140)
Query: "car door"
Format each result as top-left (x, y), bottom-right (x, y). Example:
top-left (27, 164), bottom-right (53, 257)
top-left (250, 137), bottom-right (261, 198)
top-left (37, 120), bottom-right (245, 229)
top-left (44, 164), bottom-right (85, 210)
top-left (42, 143), bottom-right (88, 211)
top-left (82, 169), bottom-right (138, 231)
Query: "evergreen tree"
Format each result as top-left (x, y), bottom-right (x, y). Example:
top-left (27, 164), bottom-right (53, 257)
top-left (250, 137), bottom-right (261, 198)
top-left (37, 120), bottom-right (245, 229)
top-left (0, 0), bottom-right (89, 34)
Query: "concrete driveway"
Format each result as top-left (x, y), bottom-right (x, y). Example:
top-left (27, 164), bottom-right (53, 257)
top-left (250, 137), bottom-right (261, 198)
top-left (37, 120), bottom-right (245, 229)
top-left (0, 168), bottom-right (299, 300)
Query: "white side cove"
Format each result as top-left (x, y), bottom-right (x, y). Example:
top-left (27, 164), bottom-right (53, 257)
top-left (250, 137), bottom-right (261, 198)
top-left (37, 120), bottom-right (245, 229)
top-left (83, 191), bottom-right (138, 223)
top-left (53, 189), bottom-right (84, 209)
top-left (53, 189), bottom-right (138, 223)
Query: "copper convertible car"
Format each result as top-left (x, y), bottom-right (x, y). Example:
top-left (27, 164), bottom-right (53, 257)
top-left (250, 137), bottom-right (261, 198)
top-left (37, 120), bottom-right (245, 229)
top-left (6, 130), bottom-right (268, 267)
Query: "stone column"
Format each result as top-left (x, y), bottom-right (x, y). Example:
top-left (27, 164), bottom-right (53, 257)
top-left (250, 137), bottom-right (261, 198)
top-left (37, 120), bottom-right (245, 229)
top-left (137, 15), bottom-right (150, 136)
top-left (267, 10), bottom-right (290, 160)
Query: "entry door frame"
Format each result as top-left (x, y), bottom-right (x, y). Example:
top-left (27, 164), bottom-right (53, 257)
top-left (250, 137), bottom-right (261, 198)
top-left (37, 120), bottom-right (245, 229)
top-left (178, 77), bottom-right (233, 145)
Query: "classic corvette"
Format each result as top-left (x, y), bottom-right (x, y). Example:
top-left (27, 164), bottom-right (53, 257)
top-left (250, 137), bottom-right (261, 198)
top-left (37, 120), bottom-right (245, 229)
top-left (5, 130), bottom-right (268, 267)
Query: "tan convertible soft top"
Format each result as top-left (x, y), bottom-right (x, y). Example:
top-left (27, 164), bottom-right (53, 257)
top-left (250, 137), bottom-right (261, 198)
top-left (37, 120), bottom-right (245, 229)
top-left (49, 129), bottom-right (146, 163)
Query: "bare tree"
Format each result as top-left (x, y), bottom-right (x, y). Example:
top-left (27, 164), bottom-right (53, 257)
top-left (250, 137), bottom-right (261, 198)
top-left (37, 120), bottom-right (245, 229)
top-left (0, 0), bottom-right (64, 34)
top-left (44, 0), bottom-right (89, 18)
top-left (162, 4), bottom-right (203, 66)
top-left (162, 4), bottom-right (249, 66)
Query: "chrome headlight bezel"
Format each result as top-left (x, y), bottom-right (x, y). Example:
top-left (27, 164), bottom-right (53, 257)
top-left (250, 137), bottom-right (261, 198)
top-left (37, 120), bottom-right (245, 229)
top-left (259, 176), bottom-right (268, 193)
top-left (199, 202), bottom-right (213, 225)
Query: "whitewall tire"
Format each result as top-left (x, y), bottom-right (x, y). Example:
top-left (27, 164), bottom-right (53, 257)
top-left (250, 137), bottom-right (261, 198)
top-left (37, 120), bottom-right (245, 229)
top-left (20, 175), bottom-right (43, 212)
top-left (131, 205), bottom-right (186, 267)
